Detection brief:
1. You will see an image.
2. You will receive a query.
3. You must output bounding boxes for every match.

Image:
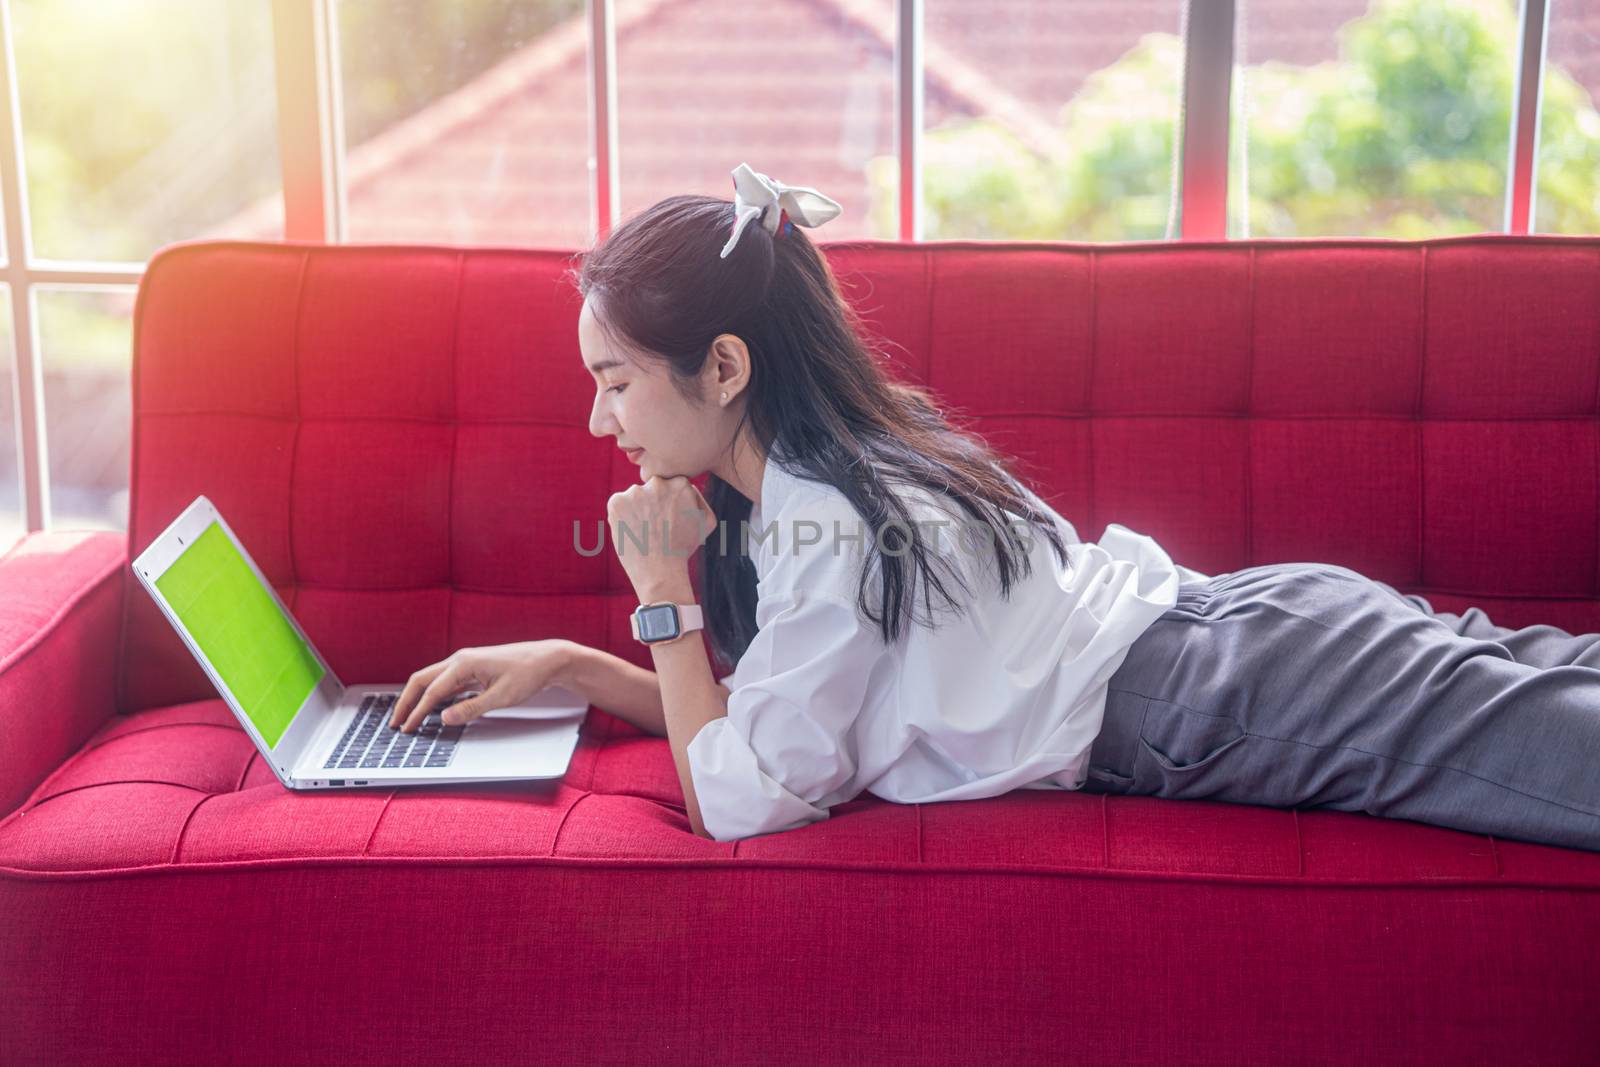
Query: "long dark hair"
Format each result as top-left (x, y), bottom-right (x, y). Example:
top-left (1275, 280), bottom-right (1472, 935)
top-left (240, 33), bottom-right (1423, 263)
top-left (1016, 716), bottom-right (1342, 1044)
top-left (566, 193), bottom-right (1069, 673)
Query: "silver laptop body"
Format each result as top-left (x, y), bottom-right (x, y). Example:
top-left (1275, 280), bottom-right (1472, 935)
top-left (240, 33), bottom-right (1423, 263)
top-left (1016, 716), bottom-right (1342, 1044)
top-left (131, 495), bottom-right (586, 791)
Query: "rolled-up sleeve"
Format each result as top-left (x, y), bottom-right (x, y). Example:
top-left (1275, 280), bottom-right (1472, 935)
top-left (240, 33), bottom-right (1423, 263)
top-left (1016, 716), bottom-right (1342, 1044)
top-left (687, 587), bottom-right (885, 842)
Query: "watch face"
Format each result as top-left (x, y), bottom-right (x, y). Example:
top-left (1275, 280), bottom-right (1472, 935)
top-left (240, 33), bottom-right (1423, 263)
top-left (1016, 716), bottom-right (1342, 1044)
top-left (637, 604), bottom-right (680, 641)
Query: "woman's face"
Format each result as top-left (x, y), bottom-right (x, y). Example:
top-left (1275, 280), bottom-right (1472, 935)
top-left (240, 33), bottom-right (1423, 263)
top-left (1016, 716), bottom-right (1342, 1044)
top-left (579, 294), bottom-right (733, 481)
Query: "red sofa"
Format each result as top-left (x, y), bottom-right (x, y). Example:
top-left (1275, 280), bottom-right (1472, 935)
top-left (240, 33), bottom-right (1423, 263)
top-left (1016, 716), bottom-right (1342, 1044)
top-left (3, 235), bottom-right (1599, 1065)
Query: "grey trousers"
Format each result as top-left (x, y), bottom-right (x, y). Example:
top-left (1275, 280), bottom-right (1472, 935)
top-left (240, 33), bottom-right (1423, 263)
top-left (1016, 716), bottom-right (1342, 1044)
top-left (1084, 562), bottom-right (1600, 852)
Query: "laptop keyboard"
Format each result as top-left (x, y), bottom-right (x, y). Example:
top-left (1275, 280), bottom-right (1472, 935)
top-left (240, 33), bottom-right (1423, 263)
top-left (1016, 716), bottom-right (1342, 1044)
top-left (323, 693), bottom-right (464, 771)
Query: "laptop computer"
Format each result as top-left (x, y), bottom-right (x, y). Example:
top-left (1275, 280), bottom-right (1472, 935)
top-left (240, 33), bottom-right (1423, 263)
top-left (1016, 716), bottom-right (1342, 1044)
top-left (131, 494), bottom-right (587, 791)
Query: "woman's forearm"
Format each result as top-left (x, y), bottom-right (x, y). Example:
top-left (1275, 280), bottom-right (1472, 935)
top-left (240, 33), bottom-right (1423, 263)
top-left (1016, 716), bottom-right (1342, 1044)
top-left (557, 642), bottom-right (732, 740)
top-left (558, 644), bottom-right (666, 736)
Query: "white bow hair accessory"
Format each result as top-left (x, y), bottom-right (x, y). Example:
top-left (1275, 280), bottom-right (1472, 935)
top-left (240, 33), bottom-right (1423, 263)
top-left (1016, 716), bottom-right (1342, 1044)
top-left (719, 162), bottom-right (843, 259)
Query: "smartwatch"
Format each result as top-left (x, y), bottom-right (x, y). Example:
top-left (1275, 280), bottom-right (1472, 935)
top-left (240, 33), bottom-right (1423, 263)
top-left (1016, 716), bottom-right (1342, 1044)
top-left (629, 601), bottom-right (705, 645)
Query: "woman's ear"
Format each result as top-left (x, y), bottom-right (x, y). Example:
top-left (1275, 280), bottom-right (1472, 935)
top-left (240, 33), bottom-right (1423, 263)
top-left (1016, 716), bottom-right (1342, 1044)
top-left (707, 333), bottom-right (751, 404)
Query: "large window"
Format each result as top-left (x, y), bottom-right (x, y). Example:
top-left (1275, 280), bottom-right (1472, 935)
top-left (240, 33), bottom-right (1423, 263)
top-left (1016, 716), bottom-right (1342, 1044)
top-left (924, 1), bottom-right (1187, 240)
top-left (1, 0), bottom-right (1593, 553)
top-left (36, 288), bottom-right (134, 532)
top-left (0, 289), bottom-right (16, 551)
top-left (2, 0), bottom-right (281, 550)
top-left (13, 0), bottom-right (281, 262)
top-left (334, 0), bottom-right (590, 247)
top-left (1537, 0), bottom-right (1600, 233)
top-left (1229, 0), bottom-right (1519, 238)
top-left (615, 0), bottom-right (897, 238)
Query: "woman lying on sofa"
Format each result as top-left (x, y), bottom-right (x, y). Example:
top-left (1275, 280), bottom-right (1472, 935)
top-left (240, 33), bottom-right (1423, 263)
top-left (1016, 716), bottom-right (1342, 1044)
top-left (384, 162), bottom-right (1600, 852)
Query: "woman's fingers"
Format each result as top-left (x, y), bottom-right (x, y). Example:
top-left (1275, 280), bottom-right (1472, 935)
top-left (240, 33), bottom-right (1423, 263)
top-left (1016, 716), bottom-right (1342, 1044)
top-left (396, 661), bottom-right (476, 733)
top-left (391, 642), bottom-right (564, 732)
top-left (391, 661), bottom-right (448, 728)
top-left (439, 682), bottom-right (499, 726)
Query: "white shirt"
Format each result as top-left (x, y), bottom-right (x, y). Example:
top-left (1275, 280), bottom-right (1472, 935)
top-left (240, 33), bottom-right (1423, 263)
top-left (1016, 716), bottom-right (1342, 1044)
top-left (684, 455), bottom-right (1213, 842)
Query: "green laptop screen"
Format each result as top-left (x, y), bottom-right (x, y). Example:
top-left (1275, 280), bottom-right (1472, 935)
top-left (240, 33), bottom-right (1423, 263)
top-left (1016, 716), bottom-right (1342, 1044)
top-left (153, 519), bottom-right (325, 748)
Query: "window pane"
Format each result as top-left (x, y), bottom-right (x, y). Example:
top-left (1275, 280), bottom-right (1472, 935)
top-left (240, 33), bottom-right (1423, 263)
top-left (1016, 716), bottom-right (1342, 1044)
top-left (924, 1), bottom-right (1185, 240)
top-left (1231, 0), bottom-right (1518, 238)
top-left (12, 0), bottom-right (281, 263)
top-left (37, 287), bottom-right (134, 532)
top-left (335, 0), bottom-right (591, 247)
top-left (1535, 0), bottom-right (1600, 233)
top-left (0, 289), bottom-right (19, 552)
top-left (614, 0), bottom-right (896, 238)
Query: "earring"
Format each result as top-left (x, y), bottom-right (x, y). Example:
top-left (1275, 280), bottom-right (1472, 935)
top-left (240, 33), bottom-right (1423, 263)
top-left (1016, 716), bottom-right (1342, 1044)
top-left (720, 391), bottom-right (728, 402)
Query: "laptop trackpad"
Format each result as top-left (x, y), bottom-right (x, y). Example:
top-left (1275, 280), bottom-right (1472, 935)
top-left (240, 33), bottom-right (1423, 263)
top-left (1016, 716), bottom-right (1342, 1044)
top-left (450, 685), bottom-right (586, 773)
top-left (455, 683), bottom-right (587, 719)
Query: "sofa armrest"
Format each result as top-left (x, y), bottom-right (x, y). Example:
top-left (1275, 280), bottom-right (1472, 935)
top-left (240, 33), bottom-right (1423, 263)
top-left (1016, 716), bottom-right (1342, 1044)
top-left (0, 530), bottom-right (127, 816)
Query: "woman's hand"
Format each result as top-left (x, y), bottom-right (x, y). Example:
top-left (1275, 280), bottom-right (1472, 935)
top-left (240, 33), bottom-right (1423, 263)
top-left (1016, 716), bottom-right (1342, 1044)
top-left (389, 639), bottom-right (578, 733)
top-left (607, 475), bottom-right (716, 598)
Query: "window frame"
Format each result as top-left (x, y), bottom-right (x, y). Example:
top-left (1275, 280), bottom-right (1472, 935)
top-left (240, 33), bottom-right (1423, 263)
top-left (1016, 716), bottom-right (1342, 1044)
top-left (0, 0), bottom-right (1554, 538)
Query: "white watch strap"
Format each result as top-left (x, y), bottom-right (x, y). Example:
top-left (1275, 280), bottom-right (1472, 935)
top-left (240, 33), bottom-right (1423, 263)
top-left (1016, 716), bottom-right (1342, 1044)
top-left (631, 601), bottom-right (704, 642)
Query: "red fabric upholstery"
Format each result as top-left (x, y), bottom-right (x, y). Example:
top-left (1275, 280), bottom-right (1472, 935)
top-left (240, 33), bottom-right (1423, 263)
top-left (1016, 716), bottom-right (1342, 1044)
top-left (3, 235), bottom-right (1598, 1065)
top-left (0, 530), bottom-right (124, 816)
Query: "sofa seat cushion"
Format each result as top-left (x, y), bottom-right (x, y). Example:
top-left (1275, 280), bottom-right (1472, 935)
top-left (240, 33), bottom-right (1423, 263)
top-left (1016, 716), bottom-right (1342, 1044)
top-left (4, 701), bottom-right (1600, 888)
